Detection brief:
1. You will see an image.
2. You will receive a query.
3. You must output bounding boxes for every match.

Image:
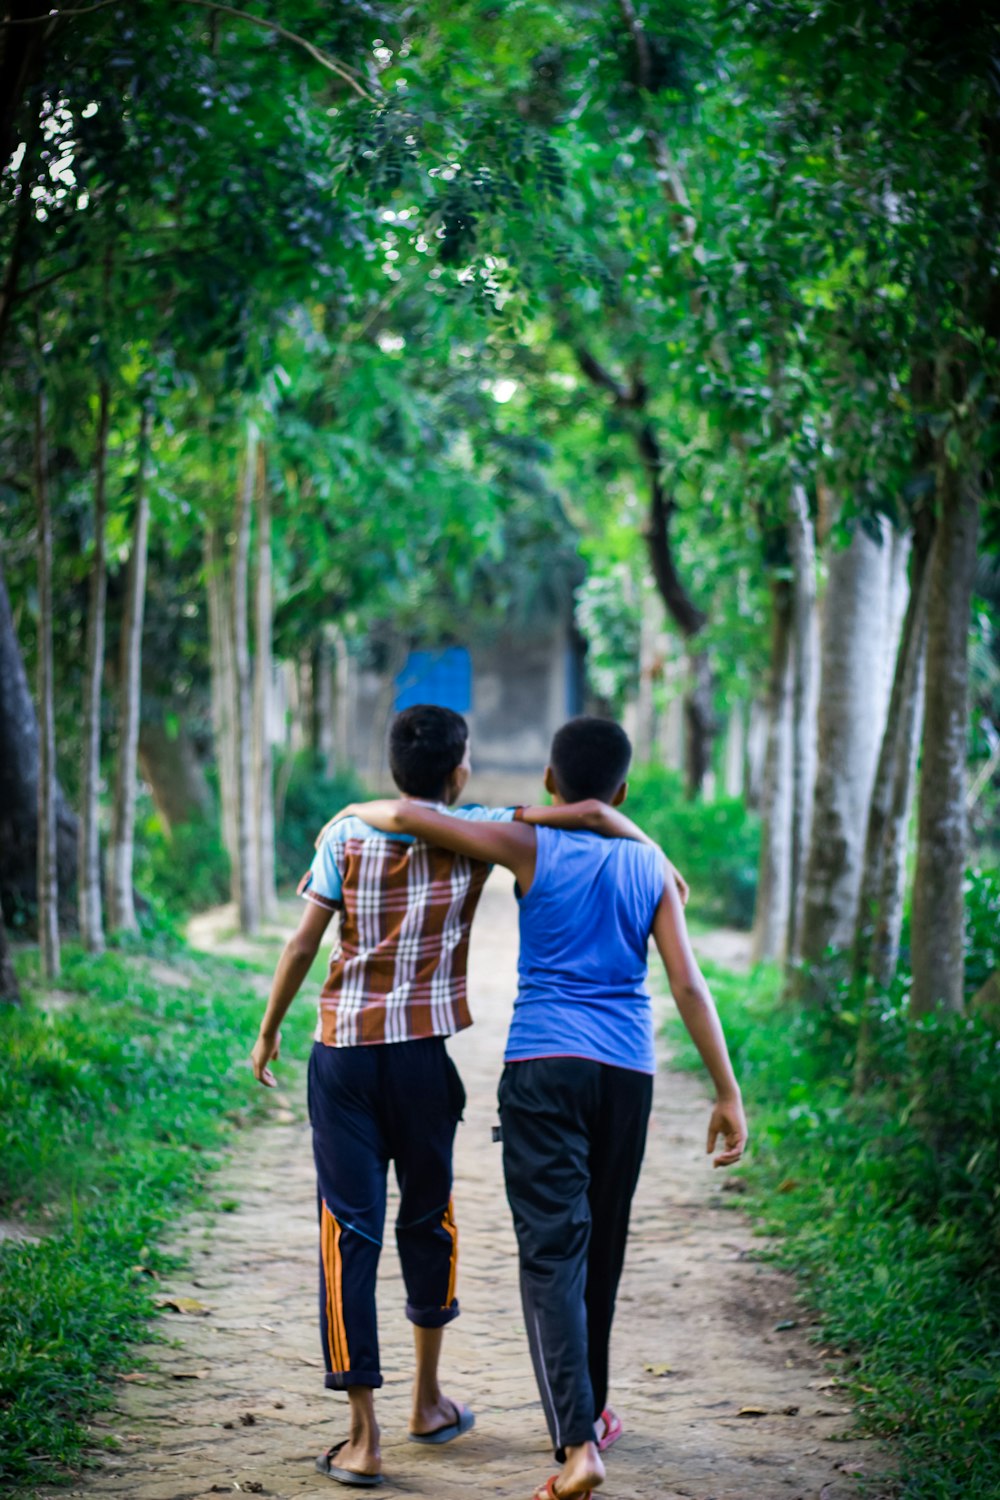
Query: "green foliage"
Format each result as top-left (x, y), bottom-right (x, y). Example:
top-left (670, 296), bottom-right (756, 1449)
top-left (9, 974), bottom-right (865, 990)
top-left (665, 956), bottom-right (1000, 1499)
top-left (0, 939), bottom-right (319, 1489)
top-left (132, 800), bottom-right (230, 918)
top-left (275, 759), bottom-right (366, 888)
top-left (625, 766), bottom-right (759, 927)
top-left (964, 867), bottom-right (1000, 999)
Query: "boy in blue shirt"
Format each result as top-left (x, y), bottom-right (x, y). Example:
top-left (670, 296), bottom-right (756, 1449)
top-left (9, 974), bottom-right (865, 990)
top-left (341, 716), bottom-right (748, 1500)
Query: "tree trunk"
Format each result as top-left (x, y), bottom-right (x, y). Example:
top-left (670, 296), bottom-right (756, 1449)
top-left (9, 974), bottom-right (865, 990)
top-left (723, 700), bottom-right (746, 799)
top-left (751, 580), bottom-right (794, 964)
top-left (910, 463), bottom-right (979, 1017)
top-left (78, 374), bottom-right (110, 953)
top-left (138, 713), bottom-right (213, 833)
top-left (314, 636), bottom-right (337, 778)
top-left (108, 402), bottom-right (152, 934)
top-left (253, 444), bottom-right (277, 920)
top-left (0, 559), bottom-right (77, 925)
top-left (0, 906), bottom-right (19, 1004)
top-left (798, 519), bottom-right (892, 974)
top-left (853, 512), bottom-right (934, 993)
top-left (332, 627), bottom-right (352, 776)
top-left (35, 375), bottom-right (59, 977)
top-left (205, 528), bottom-right (238, 873)
top-left (232, 426), bottom-right (260, 935)
top-left (786, 483), bottom-right (818, 958)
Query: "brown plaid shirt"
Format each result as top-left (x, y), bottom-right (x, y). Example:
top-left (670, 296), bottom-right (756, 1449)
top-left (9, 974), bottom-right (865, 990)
top-left (299, 806), bottom-right (515, 1047)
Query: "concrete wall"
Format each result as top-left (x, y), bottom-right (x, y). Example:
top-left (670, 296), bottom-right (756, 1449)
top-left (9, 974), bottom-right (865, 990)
top-left (344, 622), bottom-right (582, 805)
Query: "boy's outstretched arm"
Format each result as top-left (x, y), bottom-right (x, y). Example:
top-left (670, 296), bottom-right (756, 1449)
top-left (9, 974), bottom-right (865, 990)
top-left (250, 901), bottom-right (334, 1087)
top-left (334, 799), bottom-right (539, 889)
top-left (652, 878), bottom-right (748, 1168)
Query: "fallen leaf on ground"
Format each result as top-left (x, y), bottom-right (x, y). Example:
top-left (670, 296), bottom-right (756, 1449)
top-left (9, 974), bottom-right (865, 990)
top-left (736, 1406), bottom-right (768, 1417)
top-left (782, 1405), bottom-right (800, 1415)
top-left (644, 1363), bottom-right (671, 1376)
top-left (170, 1369), bottom-right (209, 1380)
top-left (239, 1411), bottom-right (256, 1426)
top-left (777, 1178), bottom-right (802, 1193)
top-left (130, 1264), bottom-right (158, 1279)
top-left (154, 1295), bottom-right (211, 1316)
top-left (774, 1319), bottom-right (799, 1331)
top-left (120, 1372), bottom-right (152, 1384)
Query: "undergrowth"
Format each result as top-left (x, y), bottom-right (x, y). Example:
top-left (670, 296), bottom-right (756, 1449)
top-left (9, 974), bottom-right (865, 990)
top-left (670, 938), bottom-right (1000, 1500)
top-left (0, 934), bottom-right (320, 1491)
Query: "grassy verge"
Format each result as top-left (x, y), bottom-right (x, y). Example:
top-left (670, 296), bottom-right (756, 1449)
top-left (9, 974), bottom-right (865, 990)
top-left (666, 958), bottom-right (1000, 1500)
top-left (0, 923), bottom-right (319, 1492)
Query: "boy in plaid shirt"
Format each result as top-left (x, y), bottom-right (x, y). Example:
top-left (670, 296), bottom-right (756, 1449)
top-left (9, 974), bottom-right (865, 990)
top-left (250, 705), bottom-right (666, 1488)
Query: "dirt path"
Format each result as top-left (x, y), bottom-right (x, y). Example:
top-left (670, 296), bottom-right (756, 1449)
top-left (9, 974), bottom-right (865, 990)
top-left (48, 878), bottom-right (884, 1500)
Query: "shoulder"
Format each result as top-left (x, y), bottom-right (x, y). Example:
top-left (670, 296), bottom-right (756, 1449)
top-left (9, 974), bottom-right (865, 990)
top-left (451, 803), bottom-right (516, 824)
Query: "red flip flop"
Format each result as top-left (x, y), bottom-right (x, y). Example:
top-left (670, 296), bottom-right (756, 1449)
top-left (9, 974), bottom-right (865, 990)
top-left (596, 1406), bottom-right (623, 1451)
top-left (531, 1479), bottom-right (592, 1500)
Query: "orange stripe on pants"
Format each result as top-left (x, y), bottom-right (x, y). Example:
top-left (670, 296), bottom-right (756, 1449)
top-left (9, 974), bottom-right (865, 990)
top-left (442, 1197), bottom-right (458, 1309)
top-left (321, 1203), bottom-right (351, 1373)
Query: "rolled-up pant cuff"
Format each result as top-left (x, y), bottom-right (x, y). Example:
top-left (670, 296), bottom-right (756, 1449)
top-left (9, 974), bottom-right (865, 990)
top-left (324, 1369), bottom-right (383, 1390)
top-left (405, 1298), bottom-right (460, 1329)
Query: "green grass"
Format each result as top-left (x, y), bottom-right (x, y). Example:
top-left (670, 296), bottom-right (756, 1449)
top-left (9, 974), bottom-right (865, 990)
top-left (667, 959), bottom-right (1000, 1500)
top-left (0, 927), bottom-right (320, 1492)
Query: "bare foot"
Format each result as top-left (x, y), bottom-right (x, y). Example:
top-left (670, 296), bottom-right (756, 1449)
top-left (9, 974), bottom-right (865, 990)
top-left (410, 1393), bottom-right (466, 1437)
top-left (323, 1433), bottom-right (382, 1479)
top-left (544, 1440), bottom-right (605, 1497)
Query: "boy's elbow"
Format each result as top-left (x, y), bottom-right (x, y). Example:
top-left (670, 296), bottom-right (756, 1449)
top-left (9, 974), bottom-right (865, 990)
top-left (674, 977), bottom-right (711, 1009)
top-left (288, 933), bottom-right (321, 964)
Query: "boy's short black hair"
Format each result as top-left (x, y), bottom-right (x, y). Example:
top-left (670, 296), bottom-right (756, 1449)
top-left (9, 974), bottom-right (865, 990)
top-left (388, 704), bottom-right (469, 799)
top-left (549, 716), bottom-right (633, 803)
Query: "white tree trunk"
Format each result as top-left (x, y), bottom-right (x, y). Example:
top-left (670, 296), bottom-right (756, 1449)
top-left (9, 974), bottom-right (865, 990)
top-left (108, 404), bottom-right (152, 934)
top-left (751, 581), bottom-right (794, 964)
top-left (911, 461), bottom-right (979, 1017)
top-left (798, 519), bottom-right (892, 966)
top-left (253, 445), bottom-right (277, 920)
top-left (853, 518), bottom-right (933, 991)
top-left (786, 483), bottom-right (819, 958)
top-left (78, 376), bottom-right (109, 953)
top-left (744, 698), bottom-right (769, 809)
top-left (35, 377), bottom-right (59, 977)
top-left (205, 528), bottom-right (239, 877)
top-left (232, 426), bottom-right (260, 935)
top-left (315, 635), bottom-right (337, 779)
top-left (723, 700), bottom-right (746, 799)
top-left (333, 628), bottom-right (352, 775)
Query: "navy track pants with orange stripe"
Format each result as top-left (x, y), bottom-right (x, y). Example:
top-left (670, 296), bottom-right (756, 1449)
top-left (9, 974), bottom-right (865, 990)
top-left (307, 1038), bottom-right (466, 1390)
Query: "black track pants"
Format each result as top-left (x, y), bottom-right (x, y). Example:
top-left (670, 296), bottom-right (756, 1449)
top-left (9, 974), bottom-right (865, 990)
top-left (498, 1057), bottom-right (653, 1457)
top-left (308, 1038), bottom-right (467, 1390)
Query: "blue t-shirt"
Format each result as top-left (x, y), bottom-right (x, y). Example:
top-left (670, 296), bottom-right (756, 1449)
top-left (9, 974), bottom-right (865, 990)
top-left (506, 827), bottom-right (667, 1075)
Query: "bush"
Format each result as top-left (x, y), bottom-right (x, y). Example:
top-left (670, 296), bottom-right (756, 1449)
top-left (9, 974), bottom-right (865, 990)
top-left (666, 930), bottom-right (1000, 1499)
top-left (133, 798), bottom-right (231, 919)
top-left (624, 765), bottom-right (760, 927)
top-left (0, 939), bottom-right (320, 1489)
top-left (275, 756), bottom-right (366, 887)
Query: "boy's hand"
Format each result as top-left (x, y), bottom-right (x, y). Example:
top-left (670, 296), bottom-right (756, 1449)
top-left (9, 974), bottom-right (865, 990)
top-left (251, 1028), bottom-right (281, 1088)
top-left (666, 859), bottom-right (689, 907)
top-left (707, 1093), bottom-right (747, 1167)
top-left (316, 801), bottom-right (402, 847)
top-left (316, 804), bottom-right (361, 848)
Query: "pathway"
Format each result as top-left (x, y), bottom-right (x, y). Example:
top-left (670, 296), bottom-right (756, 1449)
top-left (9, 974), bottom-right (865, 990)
top-left (46, 877), bottom-right (886, 1500)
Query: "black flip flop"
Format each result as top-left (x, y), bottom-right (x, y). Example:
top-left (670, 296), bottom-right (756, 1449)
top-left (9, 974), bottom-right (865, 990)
top-left (315, 1440), bottom-right (383, 1487)
top-left (408, 1402), bottom-right (476, 1445)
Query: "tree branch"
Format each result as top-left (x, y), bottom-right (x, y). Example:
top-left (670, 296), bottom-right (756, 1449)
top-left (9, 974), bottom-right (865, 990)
top-left (0, 0), bottom-right (377, 101)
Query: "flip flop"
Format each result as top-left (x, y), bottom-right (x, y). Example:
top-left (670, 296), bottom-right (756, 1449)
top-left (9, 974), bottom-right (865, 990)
top-left (315, 1440), bottom-right (383, 1487)
top-left (596, 1405), bottom-right (623, 1451)
top-left (408, 1401), bottom-right (476, 1445)
top-left (531, 1478), bottom-right (592, 1500)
